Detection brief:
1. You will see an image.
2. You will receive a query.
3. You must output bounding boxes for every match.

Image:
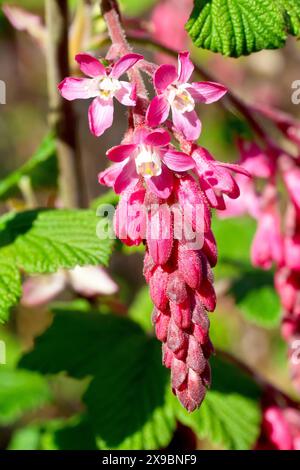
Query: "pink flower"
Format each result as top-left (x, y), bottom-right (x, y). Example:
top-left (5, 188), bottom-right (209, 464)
top-left (259, 406), bottom-right (300, 450)
top-left (103, 127), bottom-right (195, 199)
top-left (282, 159), bottom-right (300, 213)
top-left (251, 184), bottom-right (283, 270)
top-left (2, 4), bottom-right (46, 48)
top-left (192, 146), bottom-right (250, 210)
top-left (58, 53), bottom-right (143, 136)
top-left (151, 0), bottom-right (192, 65)
top-left (146, 52), bottom-right (227, 141)
top-left (251, 199), bottom-right (283, 270)
top-left (21, 266), bottom-right (118, 307)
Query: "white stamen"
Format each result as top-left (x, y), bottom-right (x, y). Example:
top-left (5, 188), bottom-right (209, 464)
top-left (166, 83), bottom-right (195, 113)
top-left (135, 145), bottom-right (162, 179)
top-left (98, 76), bottom-right (121, 100)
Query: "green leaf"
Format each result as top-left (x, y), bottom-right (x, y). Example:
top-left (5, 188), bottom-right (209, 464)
top-left (128, 285), bottom-right (153, 332)
top-left (187, 0), bottom-right (300, 57)
top-left (0, 262), bottom-right (21, 323)
top-left (8, 425), bottom-right (42, 450)
top-left (0, 209), bottom-right (113, 322)
top-left (212, 216), bottom-right (281, 327)
top-left (175, 355), bottom-right (262, 450)
top-left (20, 309), bottom-right (176, 450)
top-left (230, 269), bottom-right (281, 328)
top-left (0, 133), bottom-right (57, 200)
top-left (0, 369), bottom-right (51, 425)
top-left (212, 216), bottom-right (256, 279)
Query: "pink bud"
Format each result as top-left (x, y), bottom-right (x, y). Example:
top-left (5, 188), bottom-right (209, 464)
top-left (186, 336), bottom-right (206, 374)
top-left (202, 230), bottom-right (218, 267)
top-left (167, 271), bottom-right (188, 304)
top-left (251, 203), bottom-right (283, 270)
top-left (197, 278), bottom-right (216, 312)
top-left (143, 251), bottom-right (156, 283)
top-left (176, 175), bottom-right (211, 234)
top-left (167, 317), bottom-right (188, 353)
top-left (147, 203), bottom-right (173, 265)
top-left (162, 344), bottom-right (173, 368)
top-left (155, 310), bottom-right (170, 342)
top-left (284, 233), bottom-right (300, 271)
top-left (149, 266), bottom-right (169, 310)
top-left (114, 186), bottom-right (146, 246)
top-left (169, 299), bottom-right (192, 330)
top-left (171, 357), bottom-right (188, 390)
top-left (283, 163), bottom-right (300, 212)
top-left (178, 244), bottom-right (203, 289)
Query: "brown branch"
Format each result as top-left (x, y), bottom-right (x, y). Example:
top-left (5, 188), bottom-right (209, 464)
top-left (45, 0), bottom-right (87, 208)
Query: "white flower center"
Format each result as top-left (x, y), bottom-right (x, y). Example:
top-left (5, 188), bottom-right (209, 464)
top-left (135, 145), bottom-right (162, 179)
top-left (98, 76), bottom-right (121, 100)
top-left (166, 84), bottom-right (195, 113)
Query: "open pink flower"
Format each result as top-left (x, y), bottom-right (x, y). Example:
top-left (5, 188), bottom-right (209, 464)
top-left (146, 52), bottom-right (227, 141)
top-left (58, 52), bottom-right (143, 137)
top-left (102, 128), bottom-right (195, 199)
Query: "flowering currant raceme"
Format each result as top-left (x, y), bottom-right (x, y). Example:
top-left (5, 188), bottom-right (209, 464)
top-left (60, 47), bottom-right (240, 411)
top-left (58, 52), bottom-right (143, 136)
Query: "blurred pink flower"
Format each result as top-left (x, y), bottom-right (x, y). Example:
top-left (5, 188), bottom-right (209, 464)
top-left (146, 52), bottom-right (227, 141)
top-left (58, 53), bottom-right (142, 136)
top-left (2, 4), bottom-right (46, 48)
top-left (151, 0), bottom-right (192, 64)
top-left (259, 406), bottom-right (300, 450)
top-left (21, 265), bottom-right (118, 307)
top-left (251, 186), bottom-right (283, 270)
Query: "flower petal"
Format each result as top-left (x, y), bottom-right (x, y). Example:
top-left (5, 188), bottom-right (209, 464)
top-left (146, 95), bottom-right (170, 127)
top-left (189, 81), bottom-right (227, 103)
top-left (172, 107), bottom-right (201, 141)
top-left (162, 149), bottom-right (195, 171)
top-left (146, 166), bottom-right (173, 199)
top-left (98, 162), bottom-right (126, 188)
top-left (88, 97), bottom-right (114, 137)
top-left (75, 53), bottom-right (106, 77)
top-left (106, 144), bottom-right (137, 162)
top-left (110, 53), bottom-right (143, 79)
top-left (21, 273), bottom-right (66, 307)
top-left (154, 64), bottom-right (177, 93)
top-left (68, 266), bottom-right (118, 296)
top-left (114, 160), bottom-right (138, 194)
top-left (144, 129), bottom-right (171, 147)
top-left (114, 81), bottom-right (137, 106)
top-left (58, 77), bottom-right (98, 101)
top-left (177, 51), bottom-right (194, 84)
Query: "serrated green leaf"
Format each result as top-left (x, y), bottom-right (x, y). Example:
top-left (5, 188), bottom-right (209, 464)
top-left (20, 310), bottom-right (176, 450)
top-left (0, 133), bottom-right (58, 200)
top-left (0, 369), bottom-right (51, 425)
top-left (128, 285), bottom-right (153, 332)
top-left (175, 355), bottom-right (262, 450)
top-left (0, 208), bottom-right (113, 322)
top-left (0, 262), bottom-right (21, 323)
top-left (187, 0), bottom-right (300, 57)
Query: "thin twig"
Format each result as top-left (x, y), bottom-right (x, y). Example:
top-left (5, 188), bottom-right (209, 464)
top-left (45, 0), bottom-right (87, 208)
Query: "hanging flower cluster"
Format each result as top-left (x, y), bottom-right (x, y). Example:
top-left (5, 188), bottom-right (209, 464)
top-left (220, 108), bottom-right (300, 397)
top-left (59, 50), bottom-right (244, 411)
